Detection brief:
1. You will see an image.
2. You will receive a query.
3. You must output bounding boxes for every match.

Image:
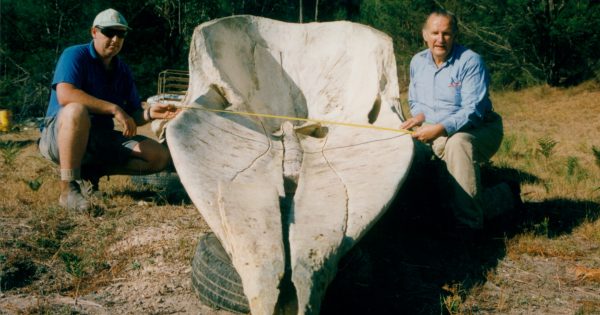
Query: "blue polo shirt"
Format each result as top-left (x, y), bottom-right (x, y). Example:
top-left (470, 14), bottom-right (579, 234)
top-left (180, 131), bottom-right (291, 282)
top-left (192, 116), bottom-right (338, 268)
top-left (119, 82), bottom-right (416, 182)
top-left (408, 44), bottom-right (492, 136)
top-left (44, 41), bottom-right (141, 130)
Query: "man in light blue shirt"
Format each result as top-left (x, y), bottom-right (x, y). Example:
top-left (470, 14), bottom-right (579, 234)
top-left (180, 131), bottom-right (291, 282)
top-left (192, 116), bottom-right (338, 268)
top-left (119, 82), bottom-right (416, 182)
top-left (401, 9), bottom-right (520, 232)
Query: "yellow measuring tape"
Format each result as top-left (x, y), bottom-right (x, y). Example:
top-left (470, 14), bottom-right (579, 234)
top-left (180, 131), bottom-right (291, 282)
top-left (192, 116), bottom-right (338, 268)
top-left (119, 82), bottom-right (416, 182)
top-left (174, 104), bottom-right (414, 135)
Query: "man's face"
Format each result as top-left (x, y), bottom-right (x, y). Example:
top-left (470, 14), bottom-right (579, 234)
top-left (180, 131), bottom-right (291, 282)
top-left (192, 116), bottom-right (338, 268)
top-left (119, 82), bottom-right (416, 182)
top-left (422, 14), bottom-right (455, 65)
top-left (92, 26), bottom-right (127, 60)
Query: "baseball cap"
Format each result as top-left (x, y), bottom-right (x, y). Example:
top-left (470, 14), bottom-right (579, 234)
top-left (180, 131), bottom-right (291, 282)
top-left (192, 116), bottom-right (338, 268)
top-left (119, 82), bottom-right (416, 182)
top-left (93, 8), bottom-right (132, 30)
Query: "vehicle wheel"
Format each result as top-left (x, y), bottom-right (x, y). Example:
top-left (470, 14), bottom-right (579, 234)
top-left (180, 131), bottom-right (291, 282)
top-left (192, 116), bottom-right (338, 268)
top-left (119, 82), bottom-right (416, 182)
top-left (130, 171), bottom-right (183, 191)
top-left (191, 233), bottom-right (250, 314)
top-left (130, 171), bottom-right (188, 201)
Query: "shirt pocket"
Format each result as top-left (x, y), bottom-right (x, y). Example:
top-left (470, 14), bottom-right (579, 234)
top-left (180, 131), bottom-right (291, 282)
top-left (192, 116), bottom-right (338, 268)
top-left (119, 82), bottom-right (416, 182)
top-left (439, 78), bottom-right (462, 107)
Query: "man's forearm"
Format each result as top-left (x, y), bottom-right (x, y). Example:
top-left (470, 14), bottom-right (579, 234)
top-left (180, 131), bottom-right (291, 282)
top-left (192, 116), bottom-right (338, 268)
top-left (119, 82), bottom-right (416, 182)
top-left (56, 83), bottom-right (118, 115)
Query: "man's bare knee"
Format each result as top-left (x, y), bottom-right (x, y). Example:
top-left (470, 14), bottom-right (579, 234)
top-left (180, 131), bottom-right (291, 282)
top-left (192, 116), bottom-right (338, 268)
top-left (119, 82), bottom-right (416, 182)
top-left (136, 140), bottom-right (171, 172)
top-left (58, 103), bottom-right (90, 128)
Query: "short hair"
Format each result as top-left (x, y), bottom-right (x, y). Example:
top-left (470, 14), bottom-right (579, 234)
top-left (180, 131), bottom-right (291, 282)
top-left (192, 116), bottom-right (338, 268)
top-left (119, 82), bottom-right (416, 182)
top-left (424, 8), bottom-right (459, 34)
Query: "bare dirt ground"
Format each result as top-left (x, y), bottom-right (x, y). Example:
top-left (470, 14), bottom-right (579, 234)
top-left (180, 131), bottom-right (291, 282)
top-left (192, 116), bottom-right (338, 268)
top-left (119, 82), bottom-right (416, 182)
top-left (0, 221), bottom-right (228, 315)
top-left (0, 127), bottom-right (236, 315)
top-left (1, 83), bottom-right (600, 315)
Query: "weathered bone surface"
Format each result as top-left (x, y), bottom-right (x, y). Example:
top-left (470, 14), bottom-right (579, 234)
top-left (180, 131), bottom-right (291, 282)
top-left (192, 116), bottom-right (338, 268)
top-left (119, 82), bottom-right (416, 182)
top-left (166, 15), bottom-right (413, 315)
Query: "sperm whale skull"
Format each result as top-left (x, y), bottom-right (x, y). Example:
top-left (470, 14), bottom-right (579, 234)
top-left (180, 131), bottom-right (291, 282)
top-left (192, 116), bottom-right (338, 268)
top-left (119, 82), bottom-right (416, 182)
top-left (166, 15), bottom-right (414, 315)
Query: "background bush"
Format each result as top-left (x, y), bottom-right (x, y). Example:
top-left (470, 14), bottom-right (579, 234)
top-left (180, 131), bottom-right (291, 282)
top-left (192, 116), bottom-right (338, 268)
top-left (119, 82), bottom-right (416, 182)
top-left (1, 0), bottom-right (599, 122)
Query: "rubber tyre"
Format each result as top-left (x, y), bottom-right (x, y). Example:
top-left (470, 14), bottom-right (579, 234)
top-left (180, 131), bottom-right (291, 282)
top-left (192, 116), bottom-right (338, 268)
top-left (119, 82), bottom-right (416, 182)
top-left (191, 233), bottom-right (250, 314)
top-left (130, 171), bottom-right (183, 191)
top-left (130, 171), bottom-right (189, 201)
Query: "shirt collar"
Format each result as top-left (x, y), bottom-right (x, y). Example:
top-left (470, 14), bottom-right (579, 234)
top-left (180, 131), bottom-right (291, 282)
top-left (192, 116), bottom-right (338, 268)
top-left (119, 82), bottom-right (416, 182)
top-left (88, 40), bottom-right (99, 59)
top-left (445, 45), bottom-right (460, 64)
top-left (424, 44), bottom-right (460, 68)
top-left (87, 40), bottom-right (120, 67)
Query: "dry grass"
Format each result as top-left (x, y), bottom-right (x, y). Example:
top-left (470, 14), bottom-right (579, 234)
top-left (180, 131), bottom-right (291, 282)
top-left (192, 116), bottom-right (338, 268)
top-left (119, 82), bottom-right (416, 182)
top-left (0, 127), bottom-right (212, 313)
top-left (456, 81), bottom-right (600, 314)
top-left (1, 81), bottom-right (599, 314)
top-left (491, 81), bottom-right (600, 294)
top-left (493, 81), bottom-right (600, 202)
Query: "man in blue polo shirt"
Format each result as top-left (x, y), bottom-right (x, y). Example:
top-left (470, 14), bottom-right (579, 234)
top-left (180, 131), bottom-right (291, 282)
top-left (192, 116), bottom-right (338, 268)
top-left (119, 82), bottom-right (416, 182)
top-left (400, 9), bottom-right (521, 234)
top-left (39, 8), bottom-right (179, 212)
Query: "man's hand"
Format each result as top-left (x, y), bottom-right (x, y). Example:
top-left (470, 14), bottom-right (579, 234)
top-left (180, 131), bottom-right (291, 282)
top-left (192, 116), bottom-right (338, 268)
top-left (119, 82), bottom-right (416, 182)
top-left (113, 107), bottom-right (137, 137)
top-left (412, 123), bottom-right (446, 143)
top-left (400, 113), bottom-right (425, 130)
top-left (149, 103), bottom-right (181, 120)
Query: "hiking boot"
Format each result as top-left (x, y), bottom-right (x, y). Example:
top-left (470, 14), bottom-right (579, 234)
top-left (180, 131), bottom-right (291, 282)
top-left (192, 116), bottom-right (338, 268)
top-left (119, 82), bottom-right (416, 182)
top-left (81, 165), bottom-right (104, 198)
top-left (59, 181), bottom-right (91, 212)
top-left (77, 179), bottom-right (103, 199)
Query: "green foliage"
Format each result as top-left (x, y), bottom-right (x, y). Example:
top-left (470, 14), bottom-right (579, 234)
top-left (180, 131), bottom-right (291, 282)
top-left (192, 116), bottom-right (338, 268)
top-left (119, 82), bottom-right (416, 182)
top-left (1, 0), bottom-right (91, 120)
top-left (440, 283), bottom-right (463, 314)
top-left (592, 145), bottom-right (600, 169)
top-left (358, 0), bottom-right (432, 87)
top-left (460, 0), bottom-right (600, 88)
top-left (36, 237), bottom-right (60, 252)
top-left (537, 137), bottom-right (558, 158)
top-left (566, 156), bottom-right (578, 177)
top-left (566, 156), bottom-right (587, 181)
top-left (131, 260), bottom-right (141, 270)
top-left (0, 141), bottom-right (21, 166)
top-left (59, 252), bottom-right (83, 277)
top-left (534, 217), bottom-right (550, 236)
top-left (499, 133), bottom-right (517, 156)
top-left (1, 0), bottom-right (599, 122)
top-left (27, 177), bottom-right (43, 191)
top-left (378, 1), bottom-right (597, 89)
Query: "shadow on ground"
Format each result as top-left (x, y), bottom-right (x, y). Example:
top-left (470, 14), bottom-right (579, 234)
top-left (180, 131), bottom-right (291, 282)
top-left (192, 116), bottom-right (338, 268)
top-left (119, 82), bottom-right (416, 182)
top-left (116, 172), bottom-right (192, 205)
top-left (0, 139), bottom-right (37, 148)
top-left (321, 161), bottom-right (600, 315)
top-left (116, 186), bottom-right (191, 206)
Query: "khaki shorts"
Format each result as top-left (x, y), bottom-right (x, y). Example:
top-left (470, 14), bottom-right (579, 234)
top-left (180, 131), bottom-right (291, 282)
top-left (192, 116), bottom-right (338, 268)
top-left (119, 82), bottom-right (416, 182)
top-left (39, 115), bottom-right (148, 169)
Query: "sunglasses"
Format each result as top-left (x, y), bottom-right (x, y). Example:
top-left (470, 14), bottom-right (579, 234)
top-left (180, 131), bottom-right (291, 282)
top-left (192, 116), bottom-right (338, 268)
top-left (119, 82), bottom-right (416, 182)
top-left (96, 26), bottom-right (128, 39)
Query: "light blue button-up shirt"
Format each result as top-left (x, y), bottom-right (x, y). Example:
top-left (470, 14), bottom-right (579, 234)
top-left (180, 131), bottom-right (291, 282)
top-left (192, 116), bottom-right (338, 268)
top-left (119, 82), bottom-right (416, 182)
top-left (408, 44), bottom-right (492, 136)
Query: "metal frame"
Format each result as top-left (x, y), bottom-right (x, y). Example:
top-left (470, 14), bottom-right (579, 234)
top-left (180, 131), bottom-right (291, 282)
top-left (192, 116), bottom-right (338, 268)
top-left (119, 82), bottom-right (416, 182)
top-left (156, 69), bottom-right (189, 102)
